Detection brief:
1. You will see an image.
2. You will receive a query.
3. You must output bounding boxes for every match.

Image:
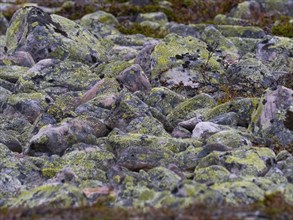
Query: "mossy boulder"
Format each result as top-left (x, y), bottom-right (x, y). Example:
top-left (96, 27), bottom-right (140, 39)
top-left (0, 130), bottom-right (22, 153)
top-left (28, 116), bottom-right (109, 156)
top-left (0, 65), bottom-right (28, 84)
top-left (249, 86), bottom-right (293, 150)
top-left (145, 87), bottom-right (186, 116)
top-left (216, 25), bottom-right (265, 38)
top-left (194, 165), bottom-right (231, 184)
top-left (42, 148), bottom-right (115, 181)
top-left (150, 33), bottom-right (223, 89)
top-left (203, 98), bottom-right (259, 127)
top-left (211, 180), bottom-right (264, 204)
top-left (167, 93), bottom-right (216, 127)
top-left (197, 146), bottom-right (275, 176)
top-left (16, 59), bottom-right (100, 96)
top-left (5, 6), bottom-right (112, 64)
top-left (7, 183), bottom-right (87, 208)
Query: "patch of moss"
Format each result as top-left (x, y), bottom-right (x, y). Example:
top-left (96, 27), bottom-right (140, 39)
top-left (117, 22), bottom-right (167, 38)
top-left (272, 16), bottom-right (293, 38)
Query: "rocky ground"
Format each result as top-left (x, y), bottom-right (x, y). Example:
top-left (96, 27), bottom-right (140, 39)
top-left (0, 0), bottom-right (293, 219)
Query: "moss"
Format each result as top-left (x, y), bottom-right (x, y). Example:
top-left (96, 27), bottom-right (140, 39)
top-left (41, 167), bottom-right (61, 179)
top-left (272, 18), bottom-right (293, 38)
top-left (117, 22), bottom-right (167, 39)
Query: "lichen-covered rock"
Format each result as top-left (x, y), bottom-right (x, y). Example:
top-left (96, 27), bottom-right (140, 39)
top-left (5, 6), bottom-right (112, 64)
top-left (145, 87), bottom-right (186, 116)
top-left (211, 180), bottom-right (264, 204)
top-left (255, 0), bottom-right (293, 16)
top-left (197, 146), bottom-right (275, 176)
top-left (7, 92), bottom-right (48, 123)
top-left (16, 59), bottom-right (100, 96)
top-left (0, 86), bottom-right (10, 113)
top-left (167, 93), bottom-right (216, 128)
top-left (150, 33), bottom-right (223, 89)
top-left (7, 183), bottom-right (87, 208)
top-left (228, 1), bottom-right (261, 20)
top-left (194, 165), bottom-right (231, 184)
top-left (105, 92), bottom-right (152, 131)
top-left (42, 148), bottom-right (115, 181)
top-left (216, 25), bottom-right (265, 38)
top-left (28, 116), bottom-right (109, 156)
top-left (206, 129), bottom-right (252, 148)
top-left (256, 36), bottom-right (293, 74)
top-left (116, 64), bottom-right (151, 94)
top-left (0, 51), bottom-right (35, 67)
top-left (204, 98), bottom-right (259, 127)
top-left (225, 58), bottom-right (274, 96)
top-left (209, 112), bottom-right (239, 126)
top-left (136, 12), bottom-right (168, 25)
top-left (125, 116), bottom-right (170, 137)
top-left (192, 122), bottom-right (230, 140)
top-left (165, 22), bottom-right (201, 38)
top-left (201, 25), bottom-right (240, 64)
top-left (80, 10), bottom-right (119, 37)
top-left (147, 167), bottom-right (181, 191)
top-left (265, 183), bottom-right (293, 204)
top-left (249, 86), bottom-right (293, 150)
top-left (277, 156), bottom-right (293, 183)
top-left (0, 12), bottom-right (9, 35)
top-left (0, 65), bottom-right (29, 85)
top-left (0, 130), bottom-right (22, 152)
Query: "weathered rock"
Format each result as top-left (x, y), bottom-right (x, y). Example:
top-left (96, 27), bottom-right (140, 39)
top-left (211, 180), bottom-right (264, 204)
top-left (116, 64), bottom-right (151, 94)
top-left (125, 116), bottom-right (170, 137)
top-left (42, 148), bottom-right (115, 181)
top-left (145, 87), bottom-right (186, 116)
top-left (0, 51), bottom-right (35, 67)
top-left (136, 12), bottom-right (168, 25)
top-left (209, 112), bottom-right (239, 126)
top-left (197, 146), bottom-right (275, 176)
top-left (167, 93), bottom-right (216, 128)
top-left (0, 130), bottom-right (22, 152)
top-left (0, 65), bottom-right (29, 85)
top-left (204, 98), bottom-right (259, 128)
top-left (0, 12), bottom-right (9, 35)
top-left (80, 10), bottom-right (119, 37)
top-left (165, 22), bottom-right (201, 38)
top-left (228, 1), bottom-right (261, 20)
top-left (250, 86), bottom-right (293, 149)
top-left (256, 36), bottom-right (293, 74)
top-left (150, 34), bottom-right (223, 90)
top-left (206, 129), bottom-right (252, 149)
top-left (28, 116), bottom-right (110, 156)
top-left (194, 165), bottom-right (231, 184)
top-left (6, 6), bottom-right (112, 64)
top-left (216, 25), bottom-right (266, 39)
top-left (7, 183), bottom-right (87, 208)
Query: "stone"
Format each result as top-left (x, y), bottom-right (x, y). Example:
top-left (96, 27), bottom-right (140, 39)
top-left (250, 86), bottom-right (293, 150)
top-left (192, 122), bottom-right (229, 140)
top-left (5, 6), bottom-right (112, 64)
top-left (116, 64), bottom-right (151, 94)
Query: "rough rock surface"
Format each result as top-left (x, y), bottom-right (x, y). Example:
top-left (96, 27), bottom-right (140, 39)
top-left (0, 1), bottom-right (292, 218)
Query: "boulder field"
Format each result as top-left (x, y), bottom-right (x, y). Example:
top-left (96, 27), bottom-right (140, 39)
top-left (0, 0), bottom-right (292, 219)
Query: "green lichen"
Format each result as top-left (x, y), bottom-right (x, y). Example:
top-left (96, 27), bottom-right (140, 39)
top-left (194, 165), bottom-right (230, 184)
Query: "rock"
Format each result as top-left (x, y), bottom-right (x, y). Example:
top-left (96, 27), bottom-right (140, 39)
top-left (255, 0), bottom-right (293, 16)
top-left (116, 64), bottom-right (151, 94)
top-left (256, 36), bottom-right (293, 75)
top-left (150, 34), bottom-right (223, 90)
top-left (0, 86), bottom-right (10, 113)
top-left (28, 116), bottom-right (110, 156)
top-left (167, 93), bottom-right (216, 128)
top-left (0, 65), bottom-right (29, 85)
top-left (171, 126), bottom-right (192, 138)
top-left (277, 157), bottom-right (293, 183)
top-left (5, 6), bottom-right (112, 64)
top-left (250, 86), bottom-right (293, 150)
top-left (165, 22), bottom-right (201, 38)
top-left (0, 130), bottom-right (22, 152)
top-left (105, 92), bottom-right (152, 131)
top-left (125, 116), bottom-right (170, 137)
top-left (194, 165), bottom-right (231, 184)
top-left (209, 112), bottom-right (239, 126)
top-left (216, 25), bottom-right (266, 38)
top-left (206, 129), bottom-right (252, 149)
top-left (197, 146), bottom-right (275, 176)
top-left (197, 143), bottom-right (232, 159)
top-left (204, 98), bottom-right (259, 128)
top-left (42, 148), bottom-right (115, 181)
top-left (136, 12), bottom-right (168, 25)
top-left (16, 59), bottom-right (99, 96)
top-left (0, 51), bottom-right (35, 67)
top-left (7, 183), bottom-right (87, 208)
top-left (80, 10), bottom-right (119, 37)
top-left (211, 180), bottom-right (264, 204)
top-left (0, 12), bottom-right (9, 35)
top-left (145, 87), bottom-right (186, 116)
top-left (192, 122), bottom-right (229, 140)
top-left (147, 167), bottom-right (181, 191)
top-left (228, 1), bottom-right (261, 20)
